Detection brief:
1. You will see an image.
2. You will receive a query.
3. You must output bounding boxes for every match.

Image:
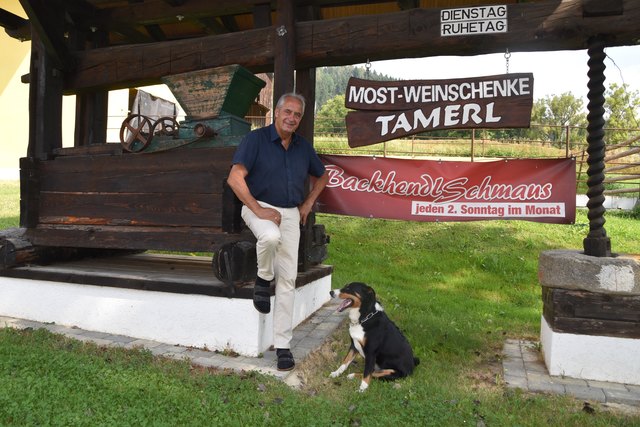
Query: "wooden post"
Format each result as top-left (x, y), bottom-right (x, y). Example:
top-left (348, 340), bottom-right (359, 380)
top-left (273, 0), bottom-right (295, 102)
top-left (73, 30), bottom-right (109, 146)
top-left (295, 67), bottom-right (316, 272)
top-left (27, 32), bottom-right (63, 159)
top-left (471, 129), bottom-right (476, 162)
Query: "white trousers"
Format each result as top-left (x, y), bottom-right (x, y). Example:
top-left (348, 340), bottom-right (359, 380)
top-left (241, 201), bottom-right (300, 349)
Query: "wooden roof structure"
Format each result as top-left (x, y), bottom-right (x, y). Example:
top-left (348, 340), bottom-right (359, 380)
top-left (2, 0), bottom-right (638, 95)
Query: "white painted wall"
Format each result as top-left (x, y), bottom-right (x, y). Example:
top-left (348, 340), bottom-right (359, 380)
top-left (0, 274), bottom-right (331, 357)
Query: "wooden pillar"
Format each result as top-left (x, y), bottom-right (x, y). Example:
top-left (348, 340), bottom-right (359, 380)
top-left (296, 68), bottom-right (317, 272)
top-left (273, 0), bottom-right (295, 103)
top-left (74, 92), bottom-right (108, 146)
top-left (27, 31), bottom-right (63, 160)
top-left (73, 29), bottom-right (109, 146)
top-left (583, 37), bottom-right (611, 257)
top-left (296, 68), bottom-right (316, 143)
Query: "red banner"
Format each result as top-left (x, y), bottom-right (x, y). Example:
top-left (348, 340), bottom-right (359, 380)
top-left (318, 155), bottom-right (576, 224)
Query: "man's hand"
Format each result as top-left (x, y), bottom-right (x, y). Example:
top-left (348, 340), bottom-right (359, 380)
top-left (257, 206), bottom-right (281, 225)
top-left (298, 201), bottom-right (313, 226)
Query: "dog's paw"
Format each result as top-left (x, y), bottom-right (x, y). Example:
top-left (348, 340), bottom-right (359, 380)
top-left (346, 373), bottom-right (356, 380)
top-left (358, 381), bottom-right (369, 392)
top-left (330, 364), bottom-right (347, 378)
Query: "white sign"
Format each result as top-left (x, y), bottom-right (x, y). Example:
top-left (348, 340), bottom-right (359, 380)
top-left (441, 5), bottom-right (507, 36)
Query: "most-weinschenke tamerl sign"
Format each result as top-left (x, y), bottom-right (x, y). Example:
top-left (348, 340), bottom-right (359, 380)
top-left (344, 73), bottom-right (534, 148)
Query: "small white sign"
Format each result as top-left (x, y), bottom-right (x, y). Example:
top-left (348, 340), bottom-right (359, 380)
top-left (441, 5), bottom-right (508, 36)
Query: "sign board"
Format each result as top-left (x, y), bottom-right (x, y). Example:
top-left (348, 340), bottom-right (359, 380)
top-left (318, 155), bottom-right (576, 224)
top-left (345, 73), bottom-right (534, 148)
top-left (441, 5), bottom-right (508, 36)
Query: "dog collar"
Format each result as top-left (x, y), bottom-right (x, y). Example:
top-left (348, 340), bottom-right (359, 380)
top-left (358, 310), bottom-right (379, 325)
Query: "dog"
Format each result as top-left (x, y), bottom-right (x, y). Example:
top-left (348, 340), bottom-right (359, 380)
top-left (329, 282), bottom-right (420, 392)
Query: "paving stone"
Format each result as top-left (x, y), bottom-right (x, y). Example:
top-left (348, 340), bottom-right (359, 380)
top-left (71, 335), bottom-right (113, 346)
top-left (553, 376), bottom-right (588, 387)
top-left (183, 348), bottom-right (214, 359)
top-left (86, 330), bottom-right (115, 339)
top-left (504, 375), bottom-right (528, 389)
top-left (39, 324), bottom-right (74, 334)
top-left (501, 340), bottom-right (640, 407)
top-left (524, 362), bottom-right (548, 374)
top-left (192, 356), bottom-right (223, 368)
top-left (502, 360), bottom-right (526, 375)
top-left (564, 384), bottom-right (606, 402)
top-left (625, 383), bottom-right (640, 393)
top-left (603, 389), bottom-right (640, 406)
top-left (124, 339), bottom-right (163, 349)
top-left (103, 334), bottom-right (137, 344)
top-left (527, 372), bottom-right (554, 384)
top-left (521, 350), bottom-right (542, 363)
top-left (307, 328), bottom-right (332, 339)
top-left (528, 379), bottom-right (566, 395)
top-left (314, 321), bottom-right (340, 331)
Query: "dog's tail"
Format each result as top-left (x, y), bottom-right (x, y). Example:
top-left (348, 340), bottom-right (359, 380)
top-left (413, 357), bottom-right (420, 367)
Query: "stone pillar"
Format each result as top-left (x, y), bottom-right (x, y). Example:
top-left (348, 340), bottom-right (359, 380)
top-left (539, 250), bottom-right (640, 385)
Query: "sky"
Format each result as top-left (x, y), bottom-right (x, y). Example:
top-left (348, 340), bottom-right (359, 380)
top-left (358, 45), bottom-right (640, 103)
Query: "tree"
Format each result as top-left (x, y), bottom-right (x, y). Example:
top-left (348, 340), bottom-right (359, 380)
top-left (315, 65), bottom-right (396, 112)
top-left (604, 83), bottom-right (640, 144)
top-left (530, 92), bottom-right (587, 146)
top-left (315, 94), bottom-right (349, 135)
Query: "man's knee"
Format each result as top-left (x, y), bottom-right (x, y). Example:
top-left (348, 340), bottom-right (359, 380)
top-left (258, 229), bottom-right (281, 248)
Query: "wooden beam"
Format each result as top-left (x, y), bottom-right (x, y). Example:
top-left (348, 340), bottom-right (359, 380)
top-left (20, 0), bottom-right (72, 70)
top-left (253, 3), bottom-right (272, 28)
top-left (0, 8), bottom-right (27, 29)
top-left (0, 7), bottom-right (30, 41)
top-left (66, 0), bottom-right (640, 93)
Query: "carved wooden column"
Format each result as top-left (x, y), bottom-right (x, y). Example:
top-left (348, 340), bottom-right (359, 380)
top-left (583, 37), bottom-right (611, 257)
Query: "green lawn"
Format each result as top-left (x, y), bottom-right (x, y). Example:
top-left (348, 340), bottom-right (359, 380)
top-left (0, 180), bottom-right (639, 425)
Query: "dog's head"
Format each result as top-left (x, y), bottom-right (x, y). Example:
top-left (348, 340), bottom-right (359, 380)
top-left (330, 282), bottom-right (377, 313)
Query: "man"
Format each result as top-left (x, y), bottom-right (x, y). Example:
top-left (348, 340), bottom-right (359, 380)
top-left (227, 92), bottom-right (328, 371)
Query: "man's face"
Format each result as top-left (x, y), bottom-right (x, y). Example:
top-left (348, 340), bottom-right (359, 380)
top-left (275, 97), bottom-right (303, 136)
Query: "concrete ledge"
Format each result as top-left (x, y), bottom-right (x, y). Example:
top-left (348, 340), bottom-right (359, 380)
top-left (0, 274), bottom-right (331, 357)
top-left (539, 250), bottom-right (640, 294)
top-left (540, 316), bottom-right (640, 385)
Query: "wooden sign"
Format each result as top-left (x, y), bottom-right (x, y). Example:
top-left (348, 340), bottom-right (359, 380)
top-left (345, 73), bottom-right (533, 148)
top-left (441, 5), bottom-right (508, 36)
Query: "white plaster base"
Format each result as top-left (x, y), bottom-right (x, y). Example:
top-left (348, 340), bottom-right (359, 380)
top-left (0, 275), bottom-right (331, 357)
top-left (540, 316), bottom-right (640, 385)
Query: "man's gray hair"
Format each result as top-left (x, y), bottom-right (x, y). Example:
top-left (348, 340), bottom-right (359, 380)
top-left (276, 92), bottom-right (306, 115)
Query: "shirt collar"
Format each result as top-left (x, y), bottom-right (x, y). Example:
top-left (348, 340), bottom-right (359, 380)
top-left (269, 123), bottom-right (299, 145)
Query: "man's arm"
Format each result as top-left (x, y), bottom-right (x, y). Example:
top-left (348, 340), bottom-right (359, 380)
top-left (299, 172), bottom-right (329, 226)
top-left (227, 164), bottom-right (281, 224)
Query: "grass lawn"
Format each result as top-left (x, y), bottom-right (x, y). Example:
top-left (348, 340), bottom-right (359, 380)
top-left (0, 180), bottom-right (639, 425)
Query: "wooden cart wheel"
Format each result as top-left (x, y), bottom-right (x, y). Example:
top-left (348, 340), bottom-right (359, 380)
top-left (152, 116), bottom-right (180, 137)
top-left (119, 114), bottom-right (153, 152)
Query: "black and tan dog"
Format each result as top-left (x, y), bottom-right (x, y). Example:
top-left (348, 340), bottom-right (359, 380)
top-left (329, 282), bottom-right (420, 392)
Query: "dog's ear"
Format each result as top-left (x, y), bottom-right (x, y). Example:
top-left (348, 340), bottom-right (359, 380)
top-left (365, 286), bottom-right (376, 300)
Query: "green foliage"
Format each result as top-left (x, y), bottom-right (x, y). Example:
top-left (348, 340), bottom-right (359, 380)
top-left (530, 92), bottom-right (587, 146)
top-left (605, 83), bottom-right (640, 144)
top-left (0, 181), bottom-right (19, 229)
top-left (315, 94), bottom-right (349, 135)
top-left (315, 65), bottom-right (396, 112)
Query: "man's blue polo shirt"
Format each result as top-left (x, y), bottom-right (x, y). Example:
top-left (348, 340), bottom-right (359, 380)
top-left (232, 124), bottom-right (326, 208)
